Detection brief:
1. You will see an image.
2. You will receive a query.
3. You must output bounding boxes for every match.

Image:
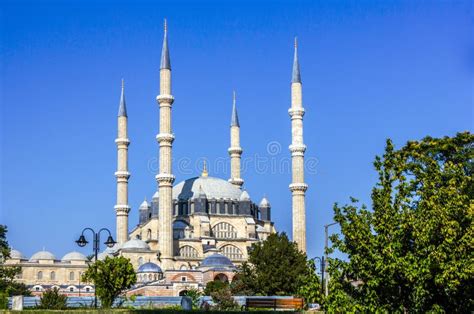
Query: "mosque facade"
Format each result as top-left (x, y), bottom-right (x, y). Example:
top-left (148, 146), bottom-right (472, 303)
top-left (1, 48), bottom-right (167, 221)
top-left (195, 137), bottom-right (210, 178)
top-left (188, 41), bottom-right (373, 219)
top-left (5, 21), bottom-right (308, 297)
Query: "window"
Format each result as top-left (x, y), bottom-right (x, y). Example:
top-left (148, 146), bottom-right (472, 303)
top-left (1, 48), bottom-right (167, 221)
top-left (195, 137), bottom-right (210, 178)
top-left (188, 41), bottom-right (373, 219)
top-left (69, 287), bottom-right (74, 292)
top-left (179, 245), bottom-right (199, 258)
top-left (147, 229), bottom-right (152, 240)
top-left (221, 245), bottom-right (244, 259)
top-left (35, 287), bottom-right (40, 291)
top-left (69, 272), bottom-right (75, 281)
top-left (86, 287), bottom-right (90, 292)
top-left (138, 257), bottom-right (144, 266)
top-left (37, 271), bottom-right (43, 280)
top-left (50, 271), bottom-right (56, 280)
top-left (212, 222), bottom-right (237, 239)
top-left (181, 276), bottom-right (187, 282)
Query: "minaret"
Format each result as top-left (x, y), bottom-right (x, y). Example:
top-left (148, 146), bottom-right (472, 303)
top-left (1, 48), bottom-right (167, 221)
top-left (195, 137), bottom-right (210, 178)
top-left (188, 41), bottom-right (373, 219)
top-left (228, 91), bottom-right (244, 187)
top-left (115, 79), bottom-right (131, 245)
top-left (156, 19), bottom-right (175, 270)
top-left (289, 38), bottom-right (308, 252)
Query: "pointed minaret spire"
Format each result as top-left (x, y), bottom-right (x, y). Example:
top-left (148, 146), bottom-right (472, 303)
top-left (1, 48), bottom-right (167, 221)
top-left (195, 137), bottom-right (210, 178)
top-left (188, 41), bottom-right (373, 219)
top-left (292, 37), bottom-right (301, 83)
top-left (202, 160), bottom-right (209, 177)
top-left (118, 78), bottom-right (127, 117)
top-left (160, 19), bottom-right (171, 70)
top-left (231, 90), bottom-right (239, 127)
top-left (228, 90), bottom-right (244, 187)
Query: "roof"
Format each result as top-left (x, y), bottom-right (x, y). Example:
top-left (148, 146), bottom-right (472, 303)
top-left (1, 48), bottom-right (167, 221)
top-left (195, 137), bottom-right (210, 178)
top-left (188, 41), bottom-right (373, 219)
top-left (61, 251), bottom-right (87, 262)
top-left (231, 91), bottom-right (239, 127)
top-left (240, 190), bottom-right (250, 201)
top-left (30, 250), bottom-right (56, 261)
top-left (173, 176), bottom-right (243, 201)
top-left (259, 196), bottom-right (270, 207)
top-left (138, 262), bottom-right (163, 273)
top-left (118, 79), bottom-right (127, 117)
top-left (200, 253), bottom-right (234, 268)
top-left (160, 19), bottom-right (171, 70)
top-left (292, 37), bottom-right (301, 83)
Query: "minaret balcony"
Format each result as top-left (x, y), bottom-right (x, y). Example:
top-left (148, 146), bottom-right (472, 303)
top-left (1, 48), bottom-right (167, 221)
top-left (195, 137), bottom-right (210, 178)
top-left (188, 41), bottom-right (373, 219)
top-left (156, 94), bottom-right (174, 105)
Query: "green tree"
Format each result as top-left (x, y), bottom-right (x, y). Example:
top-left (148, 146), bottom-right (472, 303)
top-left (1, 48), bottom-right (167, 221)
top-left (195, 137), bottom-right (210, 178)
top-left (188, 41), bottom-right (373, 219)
top-left (235, 232), bottom-right (310, 296)
top-left (81, 256), bottom-right (136, 308)
top-left (297, 259), bottom-right (323, 305)
top-left (204, 280), bottom-right (228, 296)
top-left (0, 225), bottom-right (31, 297)
top-left (38, 287), bottom-right (67, 310)
top-left (326, 132), bottom-right (474, 313)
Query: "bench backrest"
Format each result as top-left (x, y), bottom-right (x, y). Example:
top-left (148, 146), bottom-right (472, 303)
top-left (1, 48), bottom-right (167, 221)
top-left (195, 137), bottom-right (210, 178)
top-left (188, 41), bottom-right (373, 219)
top-left (246, 298), bottom-right (304, 309)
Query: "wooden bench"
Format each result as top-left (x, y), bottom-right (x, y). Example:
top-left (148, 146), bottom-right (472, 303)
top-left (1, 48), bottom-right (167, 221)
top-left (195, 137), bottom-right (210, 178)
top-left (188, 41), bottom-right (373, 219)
top-left (243, 297), bottom-right (304, 310)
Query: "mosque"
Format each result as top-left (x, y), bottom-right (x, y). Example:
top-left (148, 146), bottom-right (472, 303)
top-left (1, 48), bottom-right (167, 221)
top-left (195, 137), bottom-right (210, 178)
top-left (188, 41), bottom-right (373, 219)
top-left (5, 21), bottom-right (309, 297)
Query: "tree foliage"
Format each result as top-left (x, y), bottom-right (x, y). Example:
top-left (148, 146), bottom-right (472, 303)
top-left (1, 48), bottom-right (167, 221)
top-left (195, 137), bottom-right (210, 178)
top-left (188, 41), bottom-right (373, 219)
top-left (0, 225), bottom-right (31, 297)
top-left (297, 259), bottom-right (323, 305)
top-left (326, 132), bottom-right (474, 312)
top-left (81, 256), bottom-right (136, 308)
top-left (38, 287), bottom-right (67, 310)
top-left (234, 232), bottom-right (313, 297)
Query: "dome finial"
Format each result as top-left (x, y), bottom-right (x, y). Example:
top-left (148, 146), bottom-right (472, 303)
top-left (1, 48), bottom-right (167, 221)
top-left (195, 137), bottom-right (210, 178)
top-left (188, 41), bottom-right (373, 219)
top-left (202, 160), bottom-right (209, 177)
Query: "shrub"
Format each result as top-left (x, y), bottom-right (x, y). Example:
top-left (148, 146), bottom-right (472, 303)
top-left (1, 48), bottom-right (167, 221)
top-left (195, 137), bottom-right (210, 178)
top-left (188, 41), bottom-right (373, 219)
top-left (0, 292), bottom-right (8, 309)
top-left (204, 280), bottom-right (228, 295)
top-left (183, 288), bottom-right (202, 309)
top-left (211, 286), bottom-right (239, 310)
top-left (38, 287), bottom-right (67, 310)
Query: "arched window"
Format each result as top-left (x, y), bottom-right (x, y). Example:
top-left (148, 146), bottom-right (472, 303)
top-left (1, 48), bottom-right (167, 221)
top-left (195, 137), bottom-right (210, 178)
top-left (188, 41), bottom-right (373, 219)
top-left (138, 257), bottom-right (144, 266)
top-left (212, 222), bottom-right (237, 239)
top-left (147, 229), bottom-right (152, 240)
top-left (221, 244), bottom-right (243, 259)
top-left (37, 271), bottom-right (43, 280)
top-left (179, 245), bottom-right (199, 258)
top-left (173, 220), bottom-right (189, 239)
top-left (214, 273), bottom-right (229, 283)
top-left (50, 271), bottom-right (56, 280)
top-left (69, 272), bottom-right (75, 281)
top-left (180, 265), bottom-right (188, 270)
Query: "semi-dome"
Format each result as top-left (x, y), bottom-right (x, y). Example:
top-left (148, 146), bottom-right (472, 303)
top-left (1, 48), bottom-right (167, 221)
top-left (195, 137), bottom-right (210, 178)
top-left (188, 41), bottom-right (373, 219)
top-left (10, 249), bottom-right (26, 260)
top-left (137, 262), bottom-right (162, 273)
top-left (173, 176), bottom-right (243, 200)
top-left (200, 253), bottom-right (234, 268)
top-left (61, 251), bottom-right (87, 262)
top-left (121, 239), bottom-right (150, 251)
top-left (30, 250), bottom-right (56, 261)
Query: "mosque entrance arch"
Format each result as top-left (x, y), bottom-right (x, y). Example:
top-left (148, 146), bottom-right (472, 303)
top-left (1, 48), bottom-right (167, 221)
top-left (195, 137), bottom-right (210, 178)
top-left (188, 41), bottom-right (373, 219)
top-left (214, 273), bottom-right (229, 283)
top-left (179, 290), bottom-right (188, 296)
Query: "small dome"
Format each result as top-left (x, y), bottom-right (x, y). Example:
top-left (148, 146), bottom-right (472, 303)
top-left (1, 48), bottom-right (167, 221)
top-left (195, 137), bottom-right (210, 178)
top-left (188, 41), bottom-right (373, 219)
top-left (61, 251), bottom-right (87, 262)
top-left (137, 262), bottom-right (162, 273)
top-left (104, 243), bottom-right (122, 254)
top-left (240, 190), bottom-right (250, 201)
top-left (139, 199), bottom-right (149, 209)
top-left (259, 196), bottom-right (270, 207)
top-left (152, 191), bottom-right (159, 199)
top-left (10, 249), bottom-right (26, 260)
top-left (200, 253), bottom-right (234, 268)
top-left (97, 252), bottom-right (113, 261)
top-left (30, 250), bottom-right (56, 261)
top-left (121, 239), bottom-right (150, 251)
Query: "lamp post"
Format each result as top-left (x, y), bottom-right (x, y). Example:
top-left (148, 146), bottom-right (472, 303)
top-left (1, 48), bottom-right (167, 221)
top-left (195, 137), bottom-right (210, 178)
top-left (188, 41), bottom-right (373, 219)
top-left (324, 222), bottom-right (338, 297)
top-left (312, 256), bottom-right (325, 297)
top-left (75, 227), bottom-right (116, 308)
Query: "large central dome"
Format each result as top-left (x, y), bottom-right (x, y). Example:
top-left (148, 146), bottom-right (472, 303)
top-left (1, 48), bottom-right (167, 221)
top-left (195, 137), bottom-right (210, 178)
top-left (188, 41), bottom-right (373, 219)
top-left (173, 176), bottom-right (243, 200)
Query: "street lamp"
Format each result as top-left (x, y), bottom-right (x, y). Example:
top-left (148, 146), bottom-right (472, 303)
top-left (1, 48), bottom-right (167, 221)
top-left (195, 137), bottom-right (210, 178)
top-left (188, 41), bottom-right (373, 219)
top-left (75, 227), bottom-right (116, 307)
top-left (324, 222), bottom-right (338, 297)
top-left (311, 256), bottom-right (325, 297)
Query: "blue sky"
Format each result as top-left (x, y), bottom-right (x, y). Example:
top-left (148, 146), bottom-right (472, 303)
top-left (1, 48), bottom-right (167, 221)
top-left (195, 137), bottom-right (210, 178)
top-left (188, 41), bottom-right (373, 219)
top-left (1, 0), bottom-right (472, 261)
